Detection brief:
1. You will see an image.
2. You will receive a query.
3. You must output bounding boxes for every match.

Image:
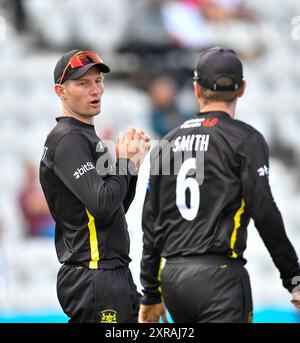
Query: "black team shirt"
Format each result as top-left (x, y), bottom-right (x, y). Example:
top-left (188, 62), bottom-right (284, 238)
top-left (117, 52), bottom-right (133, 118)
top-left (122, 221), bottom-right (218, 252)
top-left (40, 117), bottom-right (137, 269)
top-left (141, 111), bottom-right (300, 304)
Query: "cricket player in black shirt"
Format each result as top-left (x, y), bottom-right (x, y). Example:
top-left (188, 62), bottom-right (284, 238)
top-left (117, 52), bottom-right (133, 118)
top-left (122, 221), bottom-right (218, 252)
top-left (39, 50), bottom-right (150, 323)
top-left (139, 47), bottom-right (300, 323)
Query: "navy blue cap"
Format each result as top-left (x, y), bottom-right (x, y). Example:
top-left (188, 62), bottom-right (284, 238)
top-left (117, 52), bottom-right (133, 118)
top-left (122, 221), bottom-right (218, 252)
top-left (54, 49), bottom-right (110, 84)
top-left (193, 47), bottom-right (243, 91)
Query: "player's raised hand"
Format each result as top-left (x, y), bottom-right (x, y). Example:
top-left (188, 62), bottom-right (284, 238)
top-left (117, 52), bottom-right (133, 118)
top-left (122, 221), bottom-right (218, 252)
top-left (116, 126), bottom-right (151, 172)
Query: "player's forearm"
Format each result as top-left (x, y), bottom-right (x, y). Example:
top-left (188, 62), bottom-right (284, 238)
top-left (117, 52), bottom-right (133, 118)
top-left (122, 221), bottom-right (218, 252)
top-left (140, 283), bottom-right (163, 305)
top-left (122, 175), bottom-right (138, 213)
top-left (89, 159), bottom-right (136, 218)
top-left (140, 252), bottom-right (163, 305)
top-left (254, 199), bottom-right (300, 292)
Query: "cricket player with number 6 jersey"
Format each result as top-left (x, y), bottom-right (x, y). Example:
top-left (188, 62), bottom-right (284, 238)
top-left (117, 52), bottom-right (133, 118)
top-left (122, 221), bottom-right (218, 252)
top-left (139, 47), bottom-right (300, 323)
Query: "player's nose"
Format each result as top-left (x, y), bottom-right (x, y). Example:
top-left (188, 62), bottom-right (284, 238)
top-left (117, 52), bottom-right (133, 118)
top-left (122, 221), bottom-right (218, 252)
top-left (91, 82), bottom-right (102, 96)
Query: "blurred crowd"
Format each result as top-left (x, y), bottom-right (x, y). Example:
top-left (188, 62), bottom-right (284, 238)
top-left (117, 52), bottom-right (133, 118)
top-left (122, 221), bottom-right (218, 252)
top-left (0, 0), bottom-right (299, 317)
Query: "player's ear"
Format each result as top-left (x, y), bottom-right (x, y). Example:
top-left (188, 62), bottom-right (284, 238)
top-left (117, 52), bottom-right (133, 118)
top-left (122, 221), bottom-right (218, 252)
top-left (54, 83), bottom-right (66, 100)
top-left (193, 81), bottom-right (202, 100)
top-left (237, 80), bottom-right (246, 98)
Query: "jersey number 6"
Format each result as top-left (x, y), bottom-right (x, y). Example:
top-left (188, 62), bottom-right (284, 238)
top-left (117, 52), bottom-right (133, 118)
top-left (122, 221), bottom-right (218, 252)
top-left (176, 156), bottom-right (204, 221)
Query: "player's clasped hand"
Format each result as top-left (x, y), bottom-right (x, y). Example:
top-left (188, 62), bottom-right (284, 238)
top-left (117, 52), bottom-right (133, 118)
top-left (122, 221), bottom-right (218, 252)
top-left (117, 126), bottom-right (151, 172)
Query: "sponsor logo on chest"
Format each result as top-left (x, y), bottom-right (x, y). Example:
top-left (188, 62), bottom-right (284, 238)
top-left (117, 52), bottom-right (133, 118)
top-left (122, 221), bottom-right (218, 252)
top-left (73, 162), bottom-right (95, 179)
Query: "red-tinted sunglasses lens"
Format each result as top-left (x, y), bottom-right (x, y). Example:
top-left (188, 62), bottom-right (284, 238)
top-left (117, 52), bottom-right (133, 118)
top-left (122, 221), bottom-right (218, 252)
top-left (69, 52), bottom-right (101, 68)
top-left (58, 51), bottom-right (103, 84)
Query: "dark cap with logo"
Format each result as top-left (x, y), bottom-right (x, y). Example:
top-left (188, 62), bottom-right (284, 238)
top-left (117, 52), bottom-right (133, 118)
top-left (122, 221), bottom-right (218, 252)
top-left (193, 47), bottom-right (243, 91)
top-left (54, 49), bottom-right (110, 84)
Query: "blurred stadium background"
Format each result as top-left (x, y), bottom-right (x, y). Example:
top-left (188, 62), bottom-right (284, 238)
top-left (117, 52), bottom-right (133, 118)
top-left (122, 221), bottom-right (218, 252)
top-left (0, 0), bottom-right (300, 323)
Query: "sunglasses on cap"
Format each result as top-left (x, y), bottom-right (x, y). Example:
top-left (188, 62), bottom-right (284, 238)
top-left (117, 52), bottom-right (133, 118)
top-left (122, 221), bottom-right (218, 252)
top-left (58, 51), bottom-right (105, 85)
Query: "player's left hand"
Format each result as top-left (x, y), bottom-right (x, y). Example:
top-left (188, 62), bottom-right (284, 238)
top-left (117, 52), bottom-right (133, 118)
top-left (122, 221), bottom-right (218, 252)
top-left (129, 126), bottom-right (151, 142)
top-left (138, 303), bottom-right (168, 323)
